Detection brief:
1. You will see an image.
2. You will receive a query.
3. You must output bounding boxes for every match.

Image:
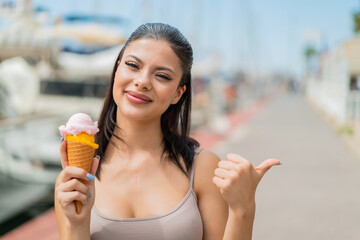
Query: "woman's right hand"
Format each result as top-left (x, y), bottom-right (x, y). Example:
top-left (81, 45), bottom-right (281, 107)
top-left (55, 140), bottom-right (100, 226)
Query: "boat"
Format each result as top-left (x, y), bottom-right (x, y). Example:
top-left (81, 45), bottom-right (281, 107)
top-left (0, 0), bottom-right (123, 187)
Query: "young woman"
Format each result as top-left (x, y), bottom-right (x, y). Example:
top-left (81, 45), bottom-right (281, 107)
top-left (55, 23), bottom-right (279, 240)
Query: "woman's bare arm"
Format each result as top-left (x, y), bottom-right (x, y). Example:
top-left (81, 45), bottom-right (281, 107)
top-left (195, 150), bottom-right (279, 240)
top-left (194, 150), bottom-right (228, 239)
top-left (54, 140), bottom-right (99, 240)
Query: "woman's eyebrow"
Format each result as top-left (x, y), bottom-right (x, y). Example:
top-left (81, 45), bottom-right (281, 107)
top-left (128, 55), bottom-right (143, 64)
top-left (154, 66), bottom-right (176, 75)
top-left (127, 54), bottom-right (176, 75)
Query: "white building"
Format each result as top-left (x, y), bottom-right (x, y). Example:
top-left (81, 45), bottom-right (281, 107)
top-left (306, 37), bottom-right (360, 126)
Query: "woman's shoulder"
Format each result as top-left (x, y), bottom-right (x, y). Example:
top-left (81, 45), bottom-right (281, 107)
top-left (195, 149), bottom-right (221, 167)
top-left (193, 149), bottom-right (221, 193)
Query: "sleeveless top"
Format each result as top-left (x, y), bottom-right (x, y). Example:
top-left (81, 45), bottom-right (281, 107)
top-left (90, 148), bottom-right (204, 240)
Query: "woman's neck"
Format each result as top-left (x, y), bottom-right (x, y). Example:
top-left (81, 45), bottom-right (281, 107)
top-left (112, 116), bottom-right (164, 156)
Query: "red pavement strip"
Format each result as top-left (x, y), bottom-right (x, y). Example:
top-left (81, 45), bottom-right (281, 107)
top-left (191, 97), bottom-right (269, 149)
top-left (2, 96), bottom-right (271, 240)
top-left (2, 209), bottom-right (59, 240)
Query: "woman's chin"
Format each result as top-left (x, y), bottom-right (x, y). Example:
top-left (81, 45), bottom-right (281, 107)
top-left (116, 103), bottom-right (165, 122)
top-left (118, 108), bottom-right (153, 122)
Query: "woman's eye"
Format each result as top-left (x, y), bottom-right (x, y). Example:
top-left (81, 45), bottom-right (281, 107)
top-left (156, 74), bottom-right (172, 80)
top-left (125, 62), bottom-right (139, 69)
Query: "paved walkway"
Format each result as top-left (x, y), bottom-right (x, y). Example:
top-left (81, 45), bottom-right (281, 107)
top-left (214, 93), bottom-right (360, 240)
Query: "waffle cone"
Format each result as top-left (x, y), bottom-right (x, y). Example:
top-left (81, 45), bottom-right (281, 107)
top-left (66, 139), bottom-right (95, 214)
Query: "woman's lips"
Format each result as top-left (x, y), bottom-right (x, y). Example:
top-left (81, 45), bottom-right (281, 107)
top-left (125, 90), bottom-right (152, 103)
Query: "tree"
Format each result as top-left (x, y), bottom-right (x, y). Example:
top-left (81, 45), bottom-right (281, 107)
top-left (353, 10), bottom-right (360, 34)
top-left (304, 46), bottom-right (317, 60)
top-left (304, 45), bottom-right (317, 76)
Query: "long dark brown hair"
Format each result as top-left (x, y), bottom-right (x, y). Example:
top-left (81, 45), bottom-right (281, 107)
top-left (95, 23), bottom-right (199, 179)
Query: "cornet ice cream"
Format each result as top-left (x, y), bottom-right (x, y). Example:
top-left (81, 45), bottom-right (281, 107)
top-left (59, 113), bottom-right (99, 213)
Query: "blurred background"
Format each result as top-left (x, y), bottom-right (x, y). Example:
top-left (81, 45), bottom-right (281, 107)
top-left (1, 0), bottom-right (360, 239)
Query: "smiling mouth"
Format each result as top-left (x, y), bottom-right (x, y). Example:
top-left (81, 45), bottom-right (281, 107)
top-left (125, 90), bottom-right (152, 103)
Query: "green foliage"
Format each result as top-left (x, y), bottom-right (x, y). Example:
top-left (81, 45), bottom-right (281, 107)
top-left (337, 125), bottom-right (354, 136)
top-left (353, 11), bottom-right (360, 34)
top-left (304, 45), bottom-right (317, 60)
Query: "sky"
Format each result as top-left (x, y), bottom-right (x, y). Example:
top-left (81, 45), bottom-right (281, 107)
top-left (32, 0), bottom-right (360, 77)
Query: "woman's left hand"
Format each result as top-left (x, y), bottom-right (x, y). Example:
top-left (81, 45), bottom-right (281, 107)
top-left (213, 153), bottom-right (280, 214)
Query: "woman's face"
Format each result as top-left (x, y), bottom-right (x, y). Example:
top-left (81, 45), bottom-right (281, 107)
top-left (113, 38), bottom-right (186, 122)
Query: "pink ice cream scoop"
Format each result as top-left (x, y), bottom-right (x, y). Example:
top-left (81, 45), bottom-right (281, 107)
top-left (59, 113), bottom-right (99, 136)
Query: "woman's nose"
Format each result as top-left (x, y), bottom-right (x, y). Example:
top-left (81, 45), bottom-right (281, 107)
top-left (134, 73), bottom-right (151, 90)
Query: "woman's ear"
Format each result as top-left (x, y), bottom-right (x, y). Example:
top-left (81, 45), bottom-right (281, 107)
top-left (171, 85), bottom-right (186, 104)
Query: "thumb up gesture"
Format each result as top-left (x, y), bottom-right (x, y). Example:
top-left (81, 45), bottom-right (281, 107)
top-left (213, 153), bottom-right (280, 213)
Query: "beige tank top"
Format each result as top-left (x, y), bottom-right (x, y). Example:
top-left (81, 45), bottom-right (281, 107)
top-left (90, 148), bottom-right (203, 240)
